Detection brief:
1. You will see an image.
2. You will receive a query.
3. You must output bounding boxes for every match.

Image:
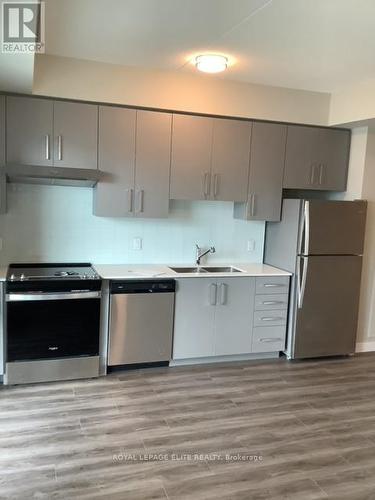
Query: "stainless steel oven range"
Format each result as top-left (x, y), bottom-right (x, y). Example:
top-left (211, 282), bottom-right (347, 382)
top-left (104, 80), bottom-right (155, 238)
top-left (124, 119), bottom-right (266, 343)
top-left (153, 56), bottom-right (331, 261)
top-left (5, 263), bottom-right (102, 385)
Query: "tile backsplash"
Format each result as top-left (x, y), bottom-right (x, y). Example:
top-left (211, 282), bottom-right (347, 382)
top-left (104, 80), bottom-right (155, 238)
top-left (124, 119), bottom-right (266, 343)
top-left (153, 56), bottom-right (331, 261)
top-left (0, 184), bottom-right (265, 265)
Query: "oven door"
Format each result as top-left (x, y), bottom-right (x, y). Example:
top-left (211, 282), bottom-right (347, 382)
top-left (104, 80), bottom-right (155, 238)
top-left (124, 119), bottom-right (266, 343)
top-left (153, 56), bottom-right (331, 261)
top-left (6, 291), bottom-right (101, 362)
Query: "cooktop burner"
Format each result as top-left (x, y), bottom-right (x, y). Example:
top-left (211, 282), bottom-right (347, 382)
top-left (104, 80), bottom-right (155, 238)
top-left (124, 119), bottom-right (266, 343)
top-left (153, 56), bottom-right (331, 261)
top-left (7, 263), bottom-right (100, 282)
top-left (54, 271), bottom-right (79, 277)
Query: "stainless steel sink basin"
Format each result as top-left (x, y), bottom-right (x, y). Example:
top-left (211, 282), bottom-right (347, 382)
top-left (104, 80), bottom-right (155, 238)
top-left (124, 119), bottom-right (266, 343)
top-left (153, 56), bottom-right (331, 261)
top-left (169, 266), bottom-right (244, 274)
top-left (202, 266), bottom-right (244, 273)
top-left (169, 267), bottom-right (208, 274)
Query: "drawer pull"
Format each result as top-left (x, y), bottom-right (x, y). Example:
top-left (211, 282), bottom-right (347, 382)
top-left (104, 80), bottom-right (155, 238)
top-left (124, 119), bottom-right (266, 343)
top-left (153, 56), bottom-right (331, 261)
top-left (262, 301), bottom-right (284, 305)
top-left (260, 338), bottom-right (283, 342)
top-left (260, 317), bottom-right (284, 321)
top-left (264, 283), bottom-right (284, 288)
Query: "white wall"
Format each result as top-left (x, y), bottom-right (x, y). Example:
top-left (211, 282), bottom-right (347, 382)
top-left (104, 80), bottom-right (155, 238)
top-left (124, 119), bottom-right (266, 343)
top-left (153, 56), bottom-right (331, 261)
top-left (0, 184), bottom-right (264, 265)
top-left (330, 79), bottom-right (375, 126)
top-left (356, 128), bottom-right (375, 345)
top-left (334, 126), bottom-right (375, 348)
top-left (329, 127), bottom-right (367, 201)
top-left (33, 54), bottom-right (330, 125)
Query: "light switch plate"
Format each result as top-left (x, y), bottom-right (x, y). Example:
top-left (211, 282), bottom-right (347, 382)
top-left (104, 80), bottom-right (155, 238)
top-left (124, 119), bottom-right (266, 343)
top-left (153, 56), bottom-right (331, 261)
top-left (247, 239), bottom-right (255, 252)
top-left (133, 238), bottom-right (142, 251)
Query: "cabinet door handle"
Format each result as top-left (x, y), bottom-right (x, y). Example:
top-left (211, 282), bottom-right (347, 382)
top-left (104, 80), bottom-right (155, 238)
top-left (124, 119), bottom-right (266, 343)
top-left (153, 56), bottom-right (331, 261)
top-left (264, 283), bottom-right (284, 288)
top-left (137, 189), bottom-right (144, 213)
top-left (246, 199), bottom-right (251, 219)
top-left (209, 283), bottom-right (217, 306)
top-left (251, 193), bottom-right (256, 217)
top-left (57, 135), bottom-right (62, 161)
top-left (127, 188), bottom-right (133, 213)
top-left (319, 164), bottom-right (324, 185)
top-left (213, 174), bottom-right (219, 198)
top-left (260, 316), bottom-right (284, 321)
top-left (297, 256), bottom-right (308, 309)
top-left (219, 283), bottom-right (227, 306)
top-left (45, 135), bottom-right (50, 160)
top-left (262, 301), bottom-right (284, 305)
top-left (260, 338), bottom-right (283, 343)
top-left (309, 164), bottom-right (316, 185)
top-left (202, 172), bottom-right (211, 198)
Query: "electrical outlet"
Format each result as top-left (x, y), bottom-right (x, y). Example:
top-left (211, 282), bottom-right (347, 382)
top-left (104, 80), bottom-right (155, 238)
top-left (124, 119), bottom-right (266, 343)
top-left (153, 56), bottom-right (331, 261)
top-left (133, 238), bottom-right (142, 251)
top-left (247, 239), bottom-right (255, 252)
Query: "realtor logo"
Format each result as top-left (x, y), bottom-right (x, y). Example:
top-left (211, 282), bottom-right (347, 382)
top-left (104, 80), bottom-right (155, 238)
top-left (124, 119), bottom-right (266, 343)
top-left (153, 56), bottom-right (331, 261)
top-left (2, 1), bottom-right (45, 53)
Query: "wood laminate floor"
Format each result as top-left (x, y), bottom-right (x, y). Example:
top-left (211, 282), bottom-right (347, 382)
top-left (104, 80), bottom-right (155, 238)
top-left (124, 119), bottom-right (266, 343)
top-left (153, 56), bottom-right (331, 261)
top-left (2, 354), bottom-right (375, 499)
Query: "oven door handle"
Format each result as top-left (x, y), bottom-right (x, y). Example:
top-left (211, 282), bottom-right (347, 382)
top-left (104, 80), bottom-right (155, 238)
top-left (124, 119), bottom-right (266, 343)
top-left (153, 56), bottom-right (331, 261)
top-left (6, 291), bottom-right (101, 302)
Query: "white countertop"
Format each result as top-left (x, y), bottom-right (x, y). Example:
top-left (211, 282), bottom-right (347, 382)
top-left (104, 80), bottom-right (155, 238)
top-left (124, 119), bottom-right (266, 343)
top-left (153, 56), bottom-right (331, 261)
top-left (93, 263), bottom-right (291, 280)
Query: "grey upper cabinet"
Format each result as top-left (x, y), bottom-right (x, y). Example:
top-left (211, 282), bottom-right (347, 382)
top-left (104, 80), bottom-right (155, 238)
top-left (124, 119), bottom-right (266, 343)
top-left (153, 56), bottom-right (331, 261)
top-left (94, 107), bottom-right (171, 218)
top-left (283, 125), bottom-right (350, 191)
top-left (134, 110), bottom-right (172, 218)
top-left (211, 119), bottom-right (251, 202)
top-left (234, 122), bottom-right (287, 222)
top-left (318, 128), bottom-right (350, 191)
top-left (6, 96), bottom-right (98, 170)
top-left (94, 106), bottom-right (136, 217)
top-left (4, 93), bottom-right (350, 209)
top-left (248, 122), bottom-right (287, 221)
top-left (53, 101), bottom-right (98, 170)
top-left (170, 114), bottom-right (251, 202)
top-left (7, 96), bottom-right (54, 167)
top-left (283, 125), bottom-right (319, 189)
top-left (0, 95), bottom-right (5, 167)
top-left (0, 96), bottom-right (6, 214)
top-left (170, 114), bottom-right (213, 200)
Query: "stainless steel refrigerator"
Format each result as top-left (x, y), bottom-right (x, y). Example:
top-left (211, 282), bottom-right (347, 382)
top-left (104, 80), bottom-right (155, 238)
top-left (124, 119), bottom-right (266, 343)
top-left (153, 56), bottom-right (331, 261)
top-left (264, 199), bottom-right (367, 359)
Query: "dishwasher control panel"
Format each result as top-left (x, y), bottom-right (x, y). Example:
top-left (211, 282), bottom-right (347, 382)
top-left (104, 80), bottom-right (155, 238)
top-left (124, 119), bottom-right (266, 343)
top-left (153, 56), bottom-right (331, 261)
top-left (110, 280), bottom-right (175, 294)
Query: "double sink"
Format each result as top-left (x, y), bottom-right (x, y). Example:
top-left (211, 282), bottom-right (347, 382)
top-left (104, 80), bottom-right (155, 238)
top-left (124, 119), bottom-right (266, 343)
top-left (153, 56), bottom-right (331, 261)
top-left (169, 266), bottom-right (244, 274)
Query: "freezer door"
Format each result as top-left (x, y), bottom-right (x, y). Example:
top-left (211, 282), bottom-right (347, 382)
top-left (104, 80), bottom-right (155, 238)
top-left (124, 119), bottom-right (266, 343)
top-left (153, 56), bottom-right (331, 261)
top-left (301, 200), bottom-right (367, 256)
top-left (294, 255), bottom-right (362, 358)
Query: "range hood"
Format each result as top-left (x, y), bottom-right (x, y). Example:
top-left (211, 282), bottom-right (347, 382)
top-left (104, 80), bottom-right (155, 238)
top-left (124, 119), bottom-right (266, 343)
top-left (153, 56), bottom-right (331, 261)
top-left (2, 164), bottom-right (104, 187)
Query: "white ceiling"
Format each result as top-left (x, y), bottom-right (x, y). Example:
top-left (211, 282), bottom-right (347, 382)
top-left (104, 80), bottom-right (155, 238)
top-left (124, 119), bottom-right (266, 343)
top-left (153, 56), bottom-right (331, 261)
top-left (44, 0), bottom-right (375, 93)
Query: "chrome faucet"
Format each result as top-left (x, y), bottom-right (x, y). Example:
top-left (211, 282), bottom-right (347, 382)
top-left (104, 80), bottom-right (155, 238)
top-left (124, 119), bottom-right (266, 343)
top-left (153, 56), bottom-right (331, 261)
top-left (196, 244), bottom-right (216, 266)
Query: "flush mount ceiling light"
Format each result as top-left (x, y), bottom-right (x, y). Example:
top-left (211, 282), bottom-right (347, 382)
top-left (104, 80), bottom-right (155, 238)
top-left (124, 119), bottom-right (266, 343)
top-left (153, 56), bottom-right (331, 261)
top-left (195, 54), bottom-right (228, 73)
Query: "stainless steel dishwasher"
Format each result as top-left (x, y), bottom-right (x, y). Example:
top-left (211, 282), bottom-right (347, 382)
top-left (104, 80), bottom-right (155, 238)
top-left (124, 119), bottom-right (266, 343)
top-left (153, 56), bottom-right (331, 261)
top-left (108, 280), bottom-right (175, 367)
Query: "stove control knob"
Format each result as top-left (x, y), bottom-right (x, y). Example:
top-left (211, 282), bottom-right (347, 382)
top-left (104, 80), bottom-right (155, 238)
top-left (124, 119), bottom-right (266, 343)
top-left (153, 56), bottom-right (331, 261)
top-left (20, 273), bottom-right (25, 281)
top-left (10, 274), bottom-right (15, 281)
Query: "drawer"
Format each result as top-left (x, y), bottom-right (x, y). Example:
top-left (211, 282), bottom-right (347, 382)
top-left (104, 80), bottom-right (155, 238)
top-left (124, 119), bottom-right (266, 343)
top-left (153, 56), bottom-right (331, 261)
top-left (254, 294), bottom-right (289, 311)
top-left (252, 326), bottom-right (286, 353)
top-left (253, 309), bottom-right (287, 327)
top-left (256, 276), bottom-right (289, 295)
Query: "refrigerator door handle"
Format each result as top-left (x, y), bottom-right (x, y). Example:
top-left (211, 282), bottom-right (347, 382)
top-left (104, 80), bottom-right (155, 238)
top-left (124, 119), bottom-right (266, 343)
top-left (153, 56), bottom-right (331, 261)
top-left (303, 201), bottom-right (310, 255)
top-left (298, 200), bottom-right (309, 255)
top-left (297, 256), bottom-right (308, 309)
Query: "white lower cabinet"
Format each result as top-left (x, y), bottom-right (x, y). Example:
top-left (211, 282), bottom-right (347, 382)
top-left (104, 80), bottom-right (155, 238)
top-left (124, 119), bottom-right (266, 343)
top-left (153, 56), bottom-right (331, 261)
top-left (173, 277), bottom-right (255, 360)
top-left (252, 326), bottom-right (286, 353)
top-left (253, 277), bottom-right (289, 354)
top-left (173, 275), bottom-right (290, 361)
top-left (173, 278), bottom-right (217, 359)
top-left (214, 278), bottom-right (255, 355)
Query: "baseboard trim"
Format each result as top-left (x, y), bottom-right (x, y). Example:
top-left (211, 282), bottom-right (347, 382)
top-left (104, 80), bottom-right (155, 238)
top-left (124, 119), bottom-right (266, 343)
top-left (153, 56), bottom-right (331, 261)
top-left (356, 341), bottom-right (375, 353)
top-left (170, 352), bottom-right (280, 367)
